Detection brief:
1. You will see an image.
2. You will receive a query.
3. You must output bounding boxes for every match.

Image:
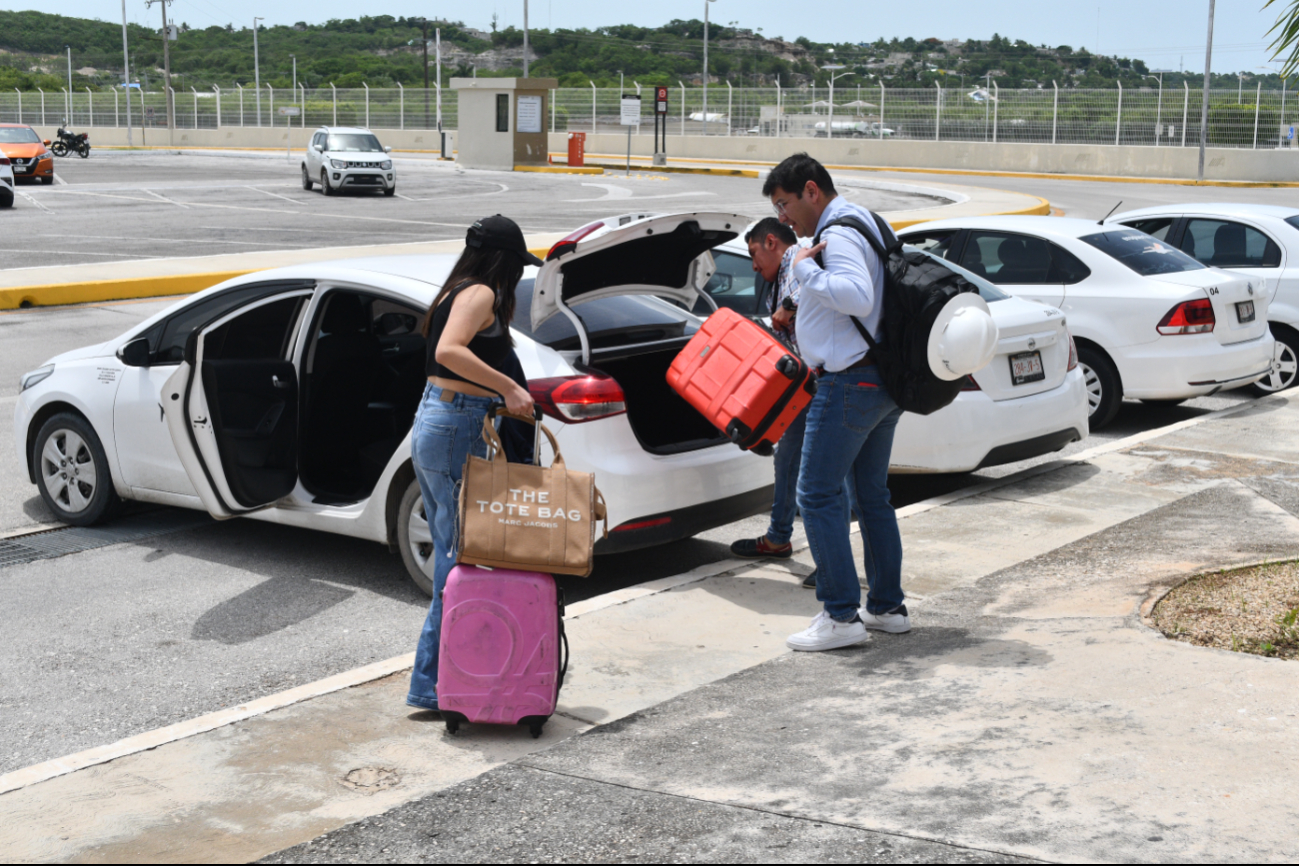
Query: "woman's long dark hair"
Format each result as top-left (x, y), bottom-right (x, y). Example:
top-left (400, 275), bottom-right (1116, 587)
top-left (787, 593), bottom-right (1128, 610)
top-left (421, 244), bottom-right (525, 343)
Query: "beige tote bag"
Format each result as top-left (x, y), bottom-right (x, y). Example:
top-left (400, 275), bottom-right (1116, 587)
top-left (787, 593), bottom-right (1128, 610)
top-left (457, 413), bottom-right (607, 577)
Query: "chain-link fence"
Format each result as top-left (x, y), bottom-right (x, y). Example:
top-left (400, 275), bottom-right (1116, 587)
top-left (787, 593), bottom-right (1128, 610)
top-left (0, 86), bottom-right (1292, 149)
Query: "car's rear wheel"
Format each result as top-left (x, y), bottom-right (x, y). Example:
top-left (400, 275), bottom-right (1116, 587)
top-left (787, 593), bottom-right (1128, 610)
top-left (33, 413), bottom-right (121, 526)
top-left (1252, 325), bottom-right (1299, 396)
top-left (1078, 346), bottom-right (1122, 430)
top-left (301, 164), bottom-right (313, 191)
top-left (320, 169), bottom-right (334, 196)
top-left (396, 478), bottom-right (434, 597)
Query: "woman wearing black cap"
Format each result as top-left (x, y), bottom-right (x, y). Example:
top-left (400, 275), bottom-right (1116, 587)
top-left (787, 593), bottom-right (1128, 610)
top-left (406, 215), bottom-right (543, 713)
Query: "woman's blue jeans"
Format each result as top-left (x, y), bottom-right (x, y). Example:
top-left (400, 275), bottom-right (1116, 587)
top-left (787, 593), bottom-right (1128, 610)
top-left (796, 366), bottom-right (904, 621)
top-left (406, 384), bottom-right (494, 710)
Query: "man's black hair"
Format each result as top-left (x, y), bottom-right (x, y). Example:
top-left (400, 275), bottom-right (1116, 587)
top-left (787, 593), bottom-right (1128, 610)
top-left (762, 152), bottom-right (837, 198)
top-left (744, 217), bottom-right (796, 247)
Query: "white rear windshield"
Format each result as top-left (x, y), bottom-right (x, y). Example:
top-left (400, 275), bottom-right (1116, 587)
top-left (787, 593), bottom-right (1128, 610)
top-left (1080, 231), bottom-right (1206, 276)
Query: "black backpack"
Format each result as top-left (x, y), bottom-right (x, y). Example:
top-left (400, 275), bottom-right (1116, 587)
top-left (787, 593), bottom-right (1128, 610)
top-left (814, 212), bottom-right (983, 416)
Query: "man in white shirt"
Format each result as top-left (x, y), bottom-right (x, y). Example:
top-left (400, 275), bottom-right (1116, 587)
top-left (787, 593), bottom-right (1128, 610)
top-left (763, 153), bottom-right (910, 652)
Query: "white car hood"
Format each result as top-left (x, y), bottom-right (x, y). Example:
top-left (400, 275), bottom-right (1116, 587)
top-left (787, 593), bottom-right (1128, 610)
top-left (530, 212), bottom-right (747, 331)
top-left (39, 341), bottom-right (115, 368)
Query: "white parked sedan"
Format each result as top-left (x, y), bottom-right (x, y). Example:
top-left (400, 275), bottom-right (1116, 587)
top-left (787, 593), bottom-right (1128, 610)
top-left (13, 212), bottom-right (775, 595)
top-left (1105, 203), bottom-right (1299, 394)
top-left (698, 236), bottom-right (1090, 473)
top-left (0, 153), bottom-right (13, 208)
top-left (899, 216), bottom-right (1275, 428)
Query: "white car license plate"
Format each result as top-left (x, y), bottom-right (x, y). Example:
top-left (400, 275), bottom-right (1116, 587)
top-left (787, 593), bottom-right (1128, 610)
top-left (1237, 300), bottom-right (1255, 324)
top-left (1010, 350), bottom-right (1045, 386)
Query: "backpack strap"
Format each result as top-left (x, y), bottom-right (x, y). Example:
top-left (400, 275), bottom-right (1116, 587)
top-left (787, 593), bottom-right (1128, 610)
top-left (811, 211), bottom-right (900, 354)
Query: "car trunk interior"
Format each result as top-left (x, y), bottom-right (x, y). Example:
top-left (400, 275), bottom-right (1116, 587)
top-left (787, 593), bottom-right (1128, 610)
top-left (590, 342), bottom-right (729, 455)
top-left (300, 291), bottom-right (428, 503)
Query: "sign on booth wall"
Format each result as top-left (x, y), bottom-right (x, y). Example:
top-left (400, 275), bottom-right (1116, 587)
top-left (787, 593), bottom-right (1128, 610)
top-left (516, 95), bottom-right (543, 134)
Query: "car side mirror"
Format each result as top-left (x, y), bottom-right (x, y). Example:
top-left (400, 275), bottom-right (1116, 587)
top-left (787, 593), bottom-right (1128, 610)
top-left (117, 337), bottom-right (151, 367)
top-left (384, 145), bottom-right (393, 153)
top-left (43, 139), bottom-right (50, 146)
top-left (313, 144), bottom-right (324, 152)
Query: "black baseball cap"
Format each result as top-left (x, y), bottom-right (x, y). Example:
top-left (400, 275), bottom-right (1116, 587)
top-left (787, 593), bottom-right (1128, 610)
top-left (466, 215), bottom-right (544, 267)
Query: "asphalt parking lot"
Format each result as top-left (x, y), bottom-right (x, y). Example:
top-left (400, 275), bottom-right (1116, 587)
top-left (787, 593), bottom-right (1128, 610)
top-left (0, 151), bottom-right (1288, 780)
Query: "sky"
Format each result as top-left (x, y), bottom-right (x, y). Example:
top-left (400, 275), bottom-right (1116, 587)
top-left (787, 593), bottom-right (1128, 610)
top-left (27, 0), bottom-right (1291, 75)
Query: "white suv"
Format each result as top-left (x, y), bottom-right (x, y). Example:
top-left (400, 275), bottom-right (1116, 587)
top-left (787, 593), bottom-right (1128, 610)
top-left (0, 154), bottom-right (13, 208)
top-left (302, 127), bottom-right (396, 197)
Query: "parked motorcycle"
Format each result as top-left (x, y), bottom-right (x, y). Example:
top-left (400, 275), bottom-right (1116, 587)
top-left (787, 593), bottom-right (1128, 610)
top-left (50, 127), bottom-right (90, 159)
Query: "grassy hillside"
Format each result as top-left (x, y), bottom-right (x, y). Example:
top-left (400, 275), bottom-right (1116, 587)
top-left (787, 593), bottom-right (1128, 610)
top-left (0, 11), bottom-right (1285, 92)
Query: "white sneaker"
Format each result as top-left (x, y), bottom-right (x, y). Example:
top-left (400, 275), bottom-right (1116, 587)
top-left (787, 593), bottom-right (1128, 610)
top-left (858, 605), bottom-right (911, 634)
top-left (786, 611), bottom-right (870, 652)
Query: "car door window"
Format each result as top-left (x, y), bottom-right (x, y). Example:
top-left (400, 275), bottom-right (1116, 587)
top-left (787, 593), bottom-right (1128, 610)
top-left (960, 232), bottom-right (1053, 284)
top-left (1047, 244), bottom-right (1092, 284)
top-left (900, 230), bottom-right (959, 258)
top-left (1121, 217), bottom-right (1176, 241)
top-left (1179, 219), bottom-right (1282, 269)
top-left (148, 281), bottom-right (314, 365)
top-left (700, 251), bottom-right (762, 315)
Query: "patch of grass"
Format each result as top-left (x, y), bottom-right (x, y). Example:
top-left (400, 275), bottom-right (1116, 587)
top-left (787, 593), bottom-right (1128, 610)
top-left (1152, 559), bottom-right (1299, 660)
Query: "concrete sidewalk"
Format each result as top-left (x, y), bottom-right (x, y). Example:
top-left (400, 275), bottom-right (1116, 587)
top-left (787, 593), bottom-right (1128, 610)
top-left (2, 395), bottom-right (1297, 863)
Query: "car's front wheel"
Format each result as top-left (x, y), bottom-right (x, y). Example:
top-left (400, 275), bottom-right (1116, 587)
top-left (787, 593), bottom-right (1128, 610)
top-left (1253, 325), bottom-right (1299, 396)
top-left (396, 478), bottom-right (434, 597)
top-left (1078, 346), bottom-right (1122, 430)
top-left (33, 413), bottom-right (121, 526)
top-left (320, 169), bottom-right (334, 196)
top-left (301, 164), bottom-right (313, 191)
top-left (39, 174), bottom-right (53, 186)
top-left (383, 184), bottom-right (396, 197)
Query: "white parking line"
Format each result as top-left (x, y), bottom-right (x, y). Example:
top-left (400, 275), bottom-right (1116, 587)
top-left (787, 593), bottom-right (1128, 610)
top-left (52, 173), bottom-right (67, 185)
top-left (246, 186), bottom-right (305, 205)
top-left (14, 191), bottom-right (50, 213)
top-left (144, 189), bottom-right (189, 209)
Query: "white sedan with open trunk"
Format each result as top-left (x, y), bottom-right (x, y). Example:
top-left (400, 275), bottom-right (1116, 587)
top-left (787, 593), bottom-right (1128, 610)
top-left (898, 216), bottom-right (1276, 428)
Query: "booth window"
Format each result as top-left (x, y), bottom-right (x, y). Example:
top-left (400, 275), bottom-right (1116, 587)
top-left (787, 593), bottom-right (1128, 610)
top-left (496, 94), bottom-right (509, 132)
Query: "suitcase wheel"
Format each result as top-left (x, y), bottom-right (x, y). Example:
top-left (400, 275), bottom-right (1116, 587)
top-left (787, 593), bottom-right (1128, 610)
top-left (803, 376), bottom-right (819, 396)
top-left (725, 419), bottom-right (750, 445)
top-left (445, 717), bottom-right (460, 735)
top-left (529, 722), bottom-right (545, 739)
top-left (752, 441), bottom-right (775, 457)
top-left (776, 355), bottom-right (801, 380)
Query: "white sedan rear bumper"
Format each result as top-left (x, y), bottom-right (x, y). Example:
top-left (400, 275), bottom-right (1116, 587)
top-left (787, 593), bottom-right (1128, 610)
top-left (890, 368), bottom-right (1090, 474)
top-left (1118, 331), bottom-right (1275, 400)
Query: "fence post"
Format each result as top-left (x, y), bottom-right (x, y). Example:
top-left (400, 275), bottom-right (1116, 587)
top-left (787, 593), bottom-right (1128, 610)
top-left (363, 82), bottom-right (369, 128)
top-left (551, 88), bottom-right (556, 132)
top-left (590, 81), bottom-right (597, 133)
top-left (267, 84), bottom-right (274, 126)
top-left (191, 87), bottom-right (197, 128)
top-left (934, 82), bottom-right (941, 141)
top-left (60, 87), bottom-right (67, 125)
top-left (727, 81), bottom-right (732, 136)
top-left (1182, 82), bottom-right (1189, 147)
top-left (1052, 81), bottom-right (1058, 144)
top-left (86, 87), bottom-right (93, 127)
top-left (331, 83), bottom-right (337, 126)
top-left (15, 88), bottom-right (21, 125)
top-left (214, 86), bottom-right (221, 127)
top-left (112, 87), bottom-right (117, 127)
top-left (37, 87), bottom-right (44, 126)
top-left (237, 83), bottom-right (243, 127)
top-left (679, 81), bottom-right (686, 137)
top-left (1247, 80), bottom-right (1257, 149)
top-left (1281, 78), bottom-right (1288, 149)
top-left (1115, 80), bottom-right (1123, 146)
top-left (992, 81), bottom-right (999, 143)
top-left (397, 82), bottom-right (403, 130)
top-left (879, 82), bottom-right (885, 140)
top-left (775, 78), bottom-right (781, 138)
top-left (300, 83), bottom-right (305, 128)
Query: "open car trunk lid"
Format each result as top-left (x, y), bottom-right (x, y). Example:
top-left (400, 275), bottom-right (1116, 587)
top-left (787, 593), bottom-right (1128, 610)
top-left (1148, 268), bottom-right (1270, 346)
top-left (532, 212), bottom-right (747, 362)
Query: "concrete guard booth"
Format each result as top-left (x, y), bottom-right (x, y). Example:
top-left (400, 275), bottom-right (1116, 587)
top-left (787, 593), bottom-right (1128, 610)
top-left (451, 78), bottom-right (557, 171)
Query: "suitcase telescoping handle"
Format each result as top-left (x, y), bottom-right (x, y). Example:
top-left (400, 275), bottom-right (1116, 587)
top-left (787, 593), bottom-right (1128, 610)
top-left (488, 403), bottom-right (546, 465)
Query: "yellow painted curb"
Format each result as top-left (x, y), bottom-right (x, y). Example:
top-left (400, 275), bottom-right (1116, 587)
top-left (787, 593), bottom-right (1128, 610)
top-left (0, 270), bottom-right (254, 311)
top-left (585, 161), bottom-right (760, 178)
top-left (888, 193), bottom-right (1052, 230)
top-left (515, 164), bottom-right (604, 175)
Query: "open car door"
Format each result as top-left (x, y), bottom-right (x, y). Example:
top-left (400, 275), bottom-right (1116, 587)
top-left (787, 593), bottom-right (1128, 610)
top-left (162, 289), bottom-right (314, 519)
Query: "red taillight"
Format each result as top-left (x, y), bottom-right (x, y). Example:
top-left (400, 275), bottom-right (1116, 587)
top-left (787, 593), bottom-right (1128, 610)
top-left (0, 157), bottom-right (9, 166)
top-left (529, 374), bottom-right (627, 423)
top-left (960, 375), bottom-right (981, 391)
top-left (1067, 331), bottom-right (1079, 372)
top-left (612, 516), bottom-right (672, 533)
top-left (1157, 299), bottom-right (1215, 335)
top-left (545, 221), bottom-right (604, 261)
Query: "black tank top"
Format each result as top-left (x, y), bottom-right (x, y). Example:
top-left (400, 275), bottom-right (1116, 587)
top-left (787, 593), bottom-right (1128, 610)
top-left (425, 281), bottom-right (513, 389)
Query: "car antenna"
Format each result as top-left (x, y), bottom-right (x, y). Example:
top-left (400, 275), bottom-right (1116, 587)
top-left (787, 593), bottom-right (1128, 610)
top-left (1098, 201), bottom-right (1123, 225)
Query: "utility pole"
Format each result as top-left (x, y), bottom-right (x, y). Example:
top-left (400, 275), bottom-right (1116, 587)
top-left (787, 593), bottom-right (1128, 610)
top-left (145, 0), bottom-right (174, 143)
top-left (1198, 0), bottom-right (1215, 181)
top-left (436, 27), bottom-right (442, 131)
top-left (702, 0), bottom-right (716, 135)
top-left (66, 46), bottom-right (72, 124)
top-left (523, 0), bottom-right (529, 78)
top-left (120, 0), bottom-right (133, 145)
top-left (253, 16), bottom-right (263, 127)
top-left (422, 19), bottom-right (430, 129)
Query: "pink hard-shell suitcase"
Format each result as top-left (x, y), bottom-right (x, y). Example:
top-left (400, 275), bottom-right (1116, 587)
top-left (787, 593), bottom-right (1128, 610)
top-left (437, 564), bottom-right (567, 738)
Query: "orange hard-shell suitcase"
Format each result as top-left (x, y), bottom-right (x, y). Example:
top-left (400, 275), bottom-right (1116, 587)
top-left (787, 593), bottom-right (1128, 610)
top-left (666, 307), bottom-right (818, 456)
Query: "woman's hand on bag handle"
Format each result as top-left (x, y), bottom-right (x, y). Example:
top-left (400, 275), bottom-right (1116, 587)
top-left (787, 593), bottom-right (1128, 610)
top-left (503, 382), bottom-right (535, 418)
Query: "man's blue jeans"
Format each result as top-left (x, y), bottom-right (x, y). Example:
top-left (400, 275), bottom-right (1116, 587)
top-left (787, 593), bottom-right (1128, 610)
top-left (796, 366), bottom-right (904, 621)
top-left (407, 385), bottom-right (494, 710)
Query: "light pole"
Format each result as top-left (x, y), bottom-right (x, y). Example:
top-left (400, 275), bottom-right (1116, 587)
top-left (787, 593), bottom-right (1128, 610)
top-left (120, 0), bottom-right (132, 145)
top-left (523, 0), bottom-right (529, 78)
top-left (702, 0), bottom-right (716, 136)
top-left (1145, 72), bottom-right (1165, 145)
top-left (1198, 0), bottom-right (1215, 181)
top-left (145, 0), bottom-right (174, 142)
top-left (820, 64), bottom-right (853, 139)
top-left (253, 16), bottom-right (263, 127)
top-left (65, 46), bottom-right (72, 123)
